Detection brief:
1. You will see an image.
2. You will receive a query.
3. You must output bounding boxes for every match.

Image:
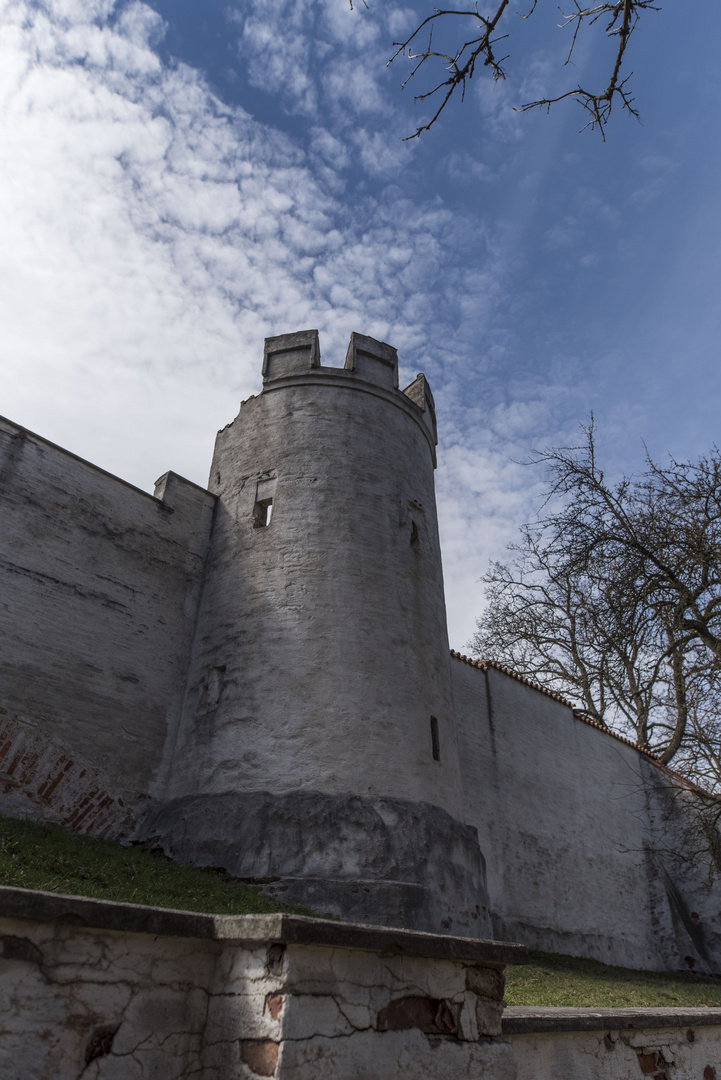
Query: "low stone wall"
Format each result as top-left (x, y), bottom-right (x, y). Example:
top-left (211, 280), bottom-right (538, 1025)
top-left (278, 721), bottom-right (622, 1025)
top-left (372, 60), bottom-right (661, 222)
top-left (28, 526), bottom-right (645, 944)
top-left (0, 886), bottom-right (523, 1079)
top-left (505, 1007), bottom-right (721, 1079)
top-left (3, 885), bottom-right (720, 1079)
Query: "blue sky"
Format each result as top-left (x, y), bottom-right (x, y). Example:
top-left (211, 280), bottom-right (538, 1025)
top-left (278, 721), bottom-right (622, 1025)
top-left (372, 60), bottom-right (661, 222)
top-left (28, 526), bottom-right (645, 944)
top-left (2, 0), bottom-right (720, 647)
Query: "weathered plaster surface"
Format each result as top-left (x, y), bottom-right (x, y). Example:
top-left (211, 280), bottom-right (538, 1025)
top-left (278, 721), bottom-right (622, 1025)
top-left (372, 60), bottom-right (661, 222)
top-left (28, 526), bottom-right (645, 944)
top-left (452, 657), bottom-right (721, 971)
top-left (164, 332), bottom-right (460, 813)
top-left (505, 1009), bottom-right (721, 1080)
top-left (3, 887), bottom-right (721, 1080)
top-left (0, 418), bottom-right (215, 828)
top-left (0, 887), bottom-right (522, 1080)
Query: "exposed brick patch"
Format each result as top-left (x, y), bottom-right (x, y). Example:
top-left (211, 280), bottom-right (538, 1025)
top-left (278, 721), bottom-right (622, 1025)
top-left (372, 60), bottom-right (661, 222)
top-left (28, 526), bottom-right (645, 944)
top-left (376, 996), bottom-right (458, 1035)
top-left (241, 1040), bottom-right (279, 1076)
top-left (637, 1050), bottom-right (669, 1079)
top-left (0, 712), bottom-right (135, 838)
top-left (266, 993), bottom-right (284, 1021)
top-left (704, 1066), bottom-right (717, 1080)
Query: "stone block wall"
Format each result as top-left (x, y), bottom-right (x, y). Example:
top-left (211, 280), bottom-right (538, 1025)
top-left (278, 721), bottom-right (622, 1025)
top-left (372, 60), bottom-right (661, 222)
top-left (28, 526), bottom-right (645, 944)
top-left (3, 885), bottom-right (721, 1080)
top-left (506, 1008), bottom-right (721, 1080)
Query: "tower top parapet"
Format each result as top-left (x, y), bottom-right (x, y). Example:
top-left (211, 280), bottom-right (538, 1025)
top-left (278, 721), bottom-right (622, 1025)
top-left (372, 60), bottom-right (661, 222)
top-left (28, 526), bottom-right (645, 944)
top-left (260, 329), bottom-right (437, 458)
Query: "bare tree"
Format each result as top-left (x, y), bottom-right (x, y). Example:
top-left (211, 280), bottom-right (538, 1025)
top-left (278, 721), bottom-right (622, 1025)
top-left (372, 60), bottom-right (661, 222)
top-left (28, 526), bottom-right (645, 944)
top-left (471, 423), bottom-right (721, 783)
top-left (385, 1), bottom-right (660, 139)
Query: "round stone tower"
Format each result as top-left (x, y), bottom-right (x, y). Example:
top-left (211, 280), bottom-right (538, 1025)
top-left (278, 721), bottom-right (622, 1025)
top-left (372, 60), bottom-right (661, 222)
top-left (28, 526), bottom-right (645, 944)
top-left (147, 330), bottom-right (489, 937)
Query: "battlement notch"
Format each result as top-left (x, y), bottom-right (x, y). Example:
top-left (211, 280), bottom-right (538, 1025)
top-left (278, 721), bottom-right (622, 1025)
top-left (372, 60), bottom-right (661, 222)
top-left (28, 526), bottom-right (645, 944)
top-left (344, 332), bottom-right (398, 390)
top-left (263, 329), bottom-right (320, 382)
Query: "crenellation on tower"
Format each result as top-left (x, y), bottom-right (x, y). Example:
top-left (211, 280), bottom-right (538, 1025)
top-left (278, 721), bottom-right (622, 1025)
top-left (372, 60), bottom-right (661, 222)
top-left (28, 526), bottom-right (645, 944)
top-left (403, 372), bottom-right (438, 451)
top-left (262, 328), bottom-right (321, 381)
top-left (344, 330), bottom-right (399, 390)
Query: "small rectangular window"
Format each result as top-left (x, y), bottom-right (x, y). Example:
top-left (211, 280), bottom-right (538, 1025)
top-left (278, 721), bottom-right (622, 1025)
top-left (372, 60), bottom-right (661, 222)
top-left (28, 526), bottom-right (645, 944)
top-left (430, 716), bottom-right (440, 762)
top-left (254, 498), bottom-right (273, 527)
top-left (253, 476), bottom-right (277, 527)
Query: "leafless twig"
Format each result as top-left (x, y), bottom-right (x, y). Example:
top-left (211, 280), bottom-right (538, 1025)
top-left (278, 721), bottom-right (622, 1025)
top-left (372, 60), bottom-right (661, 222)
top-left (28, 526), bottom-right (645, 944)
top-left (387, 0), bottom-right (660, 139)
top-left (390, 3), bottom-right (511, 140)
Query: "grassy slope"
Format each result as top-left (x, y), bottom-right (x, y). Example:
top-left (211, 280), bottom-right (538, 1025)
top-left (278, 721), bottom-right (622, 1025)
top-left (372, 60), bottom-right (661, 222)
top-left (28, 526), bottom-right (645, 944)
top-left (3, 813), bottom-right (721, 1007)
top-left (0, 812), bottom-right (313, 916)
top-left (506, 949), bottom-right (721, 1008)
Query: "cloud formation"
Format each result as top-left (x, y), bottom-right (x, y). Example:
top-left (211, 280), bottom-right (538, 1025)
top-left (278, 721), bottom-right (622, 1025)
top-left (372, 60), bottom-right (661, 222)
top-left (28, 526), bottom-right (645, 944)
top-left (0, 0), bottom-right (535, 641)
top-left (4, 0), bottom-right (718, 646)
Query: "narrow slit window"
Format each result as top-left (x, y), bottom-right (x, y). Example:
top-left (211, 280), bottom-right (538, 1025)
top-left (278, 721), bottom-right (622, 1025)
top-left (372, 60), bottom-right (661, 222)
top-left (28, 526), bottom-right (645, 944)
top-left (207, 665), bottom-right (226, 706)
top-left (253, 476), bottom-right (277, 528)
top-left (254, 498), bottom-right (273, 527)
top-left (430, 716), bottom-right (440, 762)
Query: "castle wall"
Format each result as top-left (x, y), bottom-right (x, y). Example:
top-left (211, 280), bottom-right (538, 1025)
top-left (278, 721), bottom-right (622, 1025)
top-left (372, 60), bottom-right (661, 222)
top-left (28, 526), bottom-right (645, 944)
top-left (0, 418), bottom-right (215, 832)
top-left (5, 331), bottom-right (721, 965)
top-left (144, 332), bottom-right (489, 939)
top-left (452, 655), bottom-right (721, 972)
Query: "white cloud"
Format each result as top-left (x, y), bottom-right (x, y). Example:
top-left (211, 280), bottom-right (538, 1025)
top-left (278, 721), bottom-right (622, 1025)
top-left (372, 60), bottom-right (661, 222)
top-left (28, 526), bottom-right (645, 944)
top-left (0, 2), bottom-right (505, 482)
top-left (3, 0), bottom-right (655, 646)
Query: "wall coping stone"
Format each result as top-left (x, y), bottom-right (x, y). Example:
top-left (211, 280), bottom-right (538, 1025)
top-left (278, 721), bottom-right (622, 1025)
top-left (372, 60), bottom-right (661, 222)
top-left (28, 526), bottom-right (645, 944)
top-left (0, 414), bottom-right (215, 508)
top-left (0, 886), bottom-right (528, 965)
top-left (503, 1006), bottom-right (721, 1034)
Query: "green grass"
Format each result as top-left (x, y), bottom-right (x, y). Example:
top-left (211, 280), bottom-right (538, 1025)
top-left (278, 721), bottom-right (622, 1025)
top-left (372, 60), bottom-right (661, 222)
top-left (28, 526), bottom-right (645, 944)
top-left (0, 813), bottom-right (315, 916)
top-left (3, 813), bottom-right (721, 1007)
top-left (506, 949), bottom-right (721, 1008)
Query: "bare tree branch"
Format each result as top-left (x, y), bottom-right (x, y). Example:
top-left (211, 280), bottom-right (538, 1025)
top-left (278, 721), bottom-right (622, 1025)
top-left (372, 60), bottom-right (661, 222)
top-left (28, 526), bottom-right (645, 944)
top-left (389, 3), bottom-right (511, 139)
top-left (386, 0), bottom-right (660, 139)
top-left (471, 426), bottom-right (721, 780)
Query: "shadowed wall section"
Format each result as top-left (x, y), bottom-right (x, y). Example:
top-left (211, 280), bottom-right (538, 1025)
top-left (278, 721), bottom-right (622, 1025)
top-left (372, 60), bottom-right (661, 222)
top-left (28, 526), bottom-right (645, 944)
top-left (451, 653), bottom-right (721, 972)
top-left (0, 418), bottom-right (215, 830)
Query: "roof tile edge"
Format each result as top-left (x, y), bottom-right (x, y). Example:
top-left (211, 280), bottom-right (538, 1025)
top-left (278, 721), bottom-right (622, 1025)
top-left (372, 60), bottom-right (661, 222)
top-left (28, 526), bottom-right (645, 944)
top-left (451, 650), bottom-right (718, 796)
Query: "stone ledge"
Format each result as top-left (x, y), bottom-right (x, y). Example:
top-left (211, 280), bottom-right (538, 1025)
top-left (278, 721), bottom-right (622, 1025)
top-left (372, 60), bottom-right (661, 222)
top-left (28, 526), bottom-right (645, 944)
top-left (503, 1006), bottom-right (721, 1034)
top-left (0, 886), bottom-right (527, 965)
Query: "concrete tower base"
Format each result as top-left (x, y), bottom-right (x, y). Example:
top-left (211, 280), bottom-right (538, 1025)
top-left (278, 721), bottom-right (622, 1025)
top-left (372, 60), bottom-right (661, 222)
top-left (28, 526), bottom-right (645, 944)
top-left (139, 791), bottom-right (491, 938)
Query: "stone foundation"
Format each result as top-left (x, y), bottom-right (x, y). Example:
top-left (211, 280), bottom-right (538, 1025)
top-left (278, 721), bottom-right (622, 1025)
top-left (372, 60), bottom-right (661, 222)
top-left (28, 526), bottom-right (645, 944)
top-left (0, 885), bottom-right (522, 1080)
top-left (3, 886), bottom-right (721, 1080)
top-left (139, 790), bottom-right (490, 938)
